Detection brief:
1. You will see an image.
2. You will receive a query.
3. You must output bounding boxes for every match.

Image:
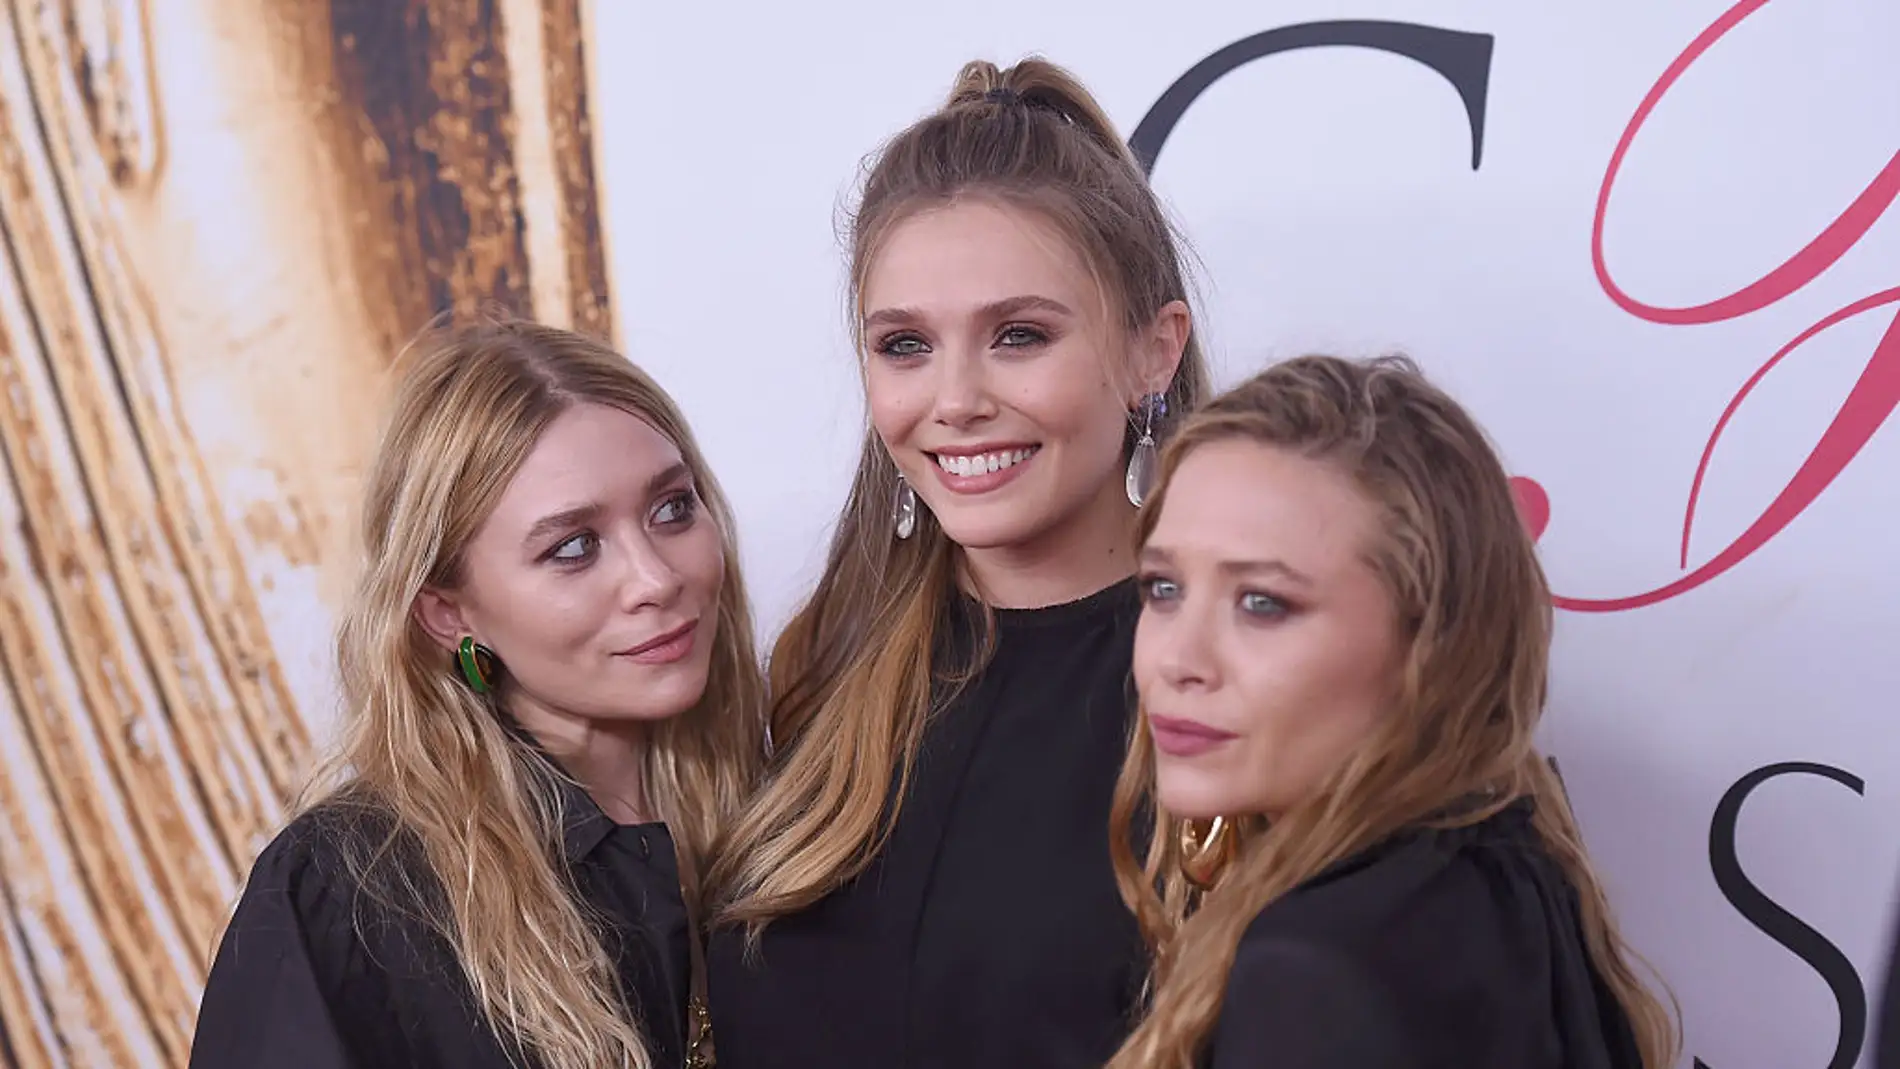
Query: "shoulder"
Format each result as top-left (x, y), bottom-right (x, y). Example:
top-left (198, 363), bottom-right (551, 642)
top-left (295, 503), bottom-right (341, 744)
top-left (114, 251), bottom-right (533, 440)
top-left (1215, 804), bottom-right (1571, 1063)
top-left (230, 800), bottom-right (426, 938)
top-left (1253, 803), bottom-right (1555, 952)
top-left (1213, 928), bottom-right (1415, 1067)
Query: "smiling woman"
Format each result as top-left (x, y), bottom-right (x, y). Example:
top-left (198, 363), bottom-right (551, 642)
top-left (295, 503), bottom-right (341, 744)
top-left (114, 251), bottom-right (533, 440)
top-left (703, 55), bottom-right (1210, 1069)
top-left (188, 316), bottom-right (764, 1069)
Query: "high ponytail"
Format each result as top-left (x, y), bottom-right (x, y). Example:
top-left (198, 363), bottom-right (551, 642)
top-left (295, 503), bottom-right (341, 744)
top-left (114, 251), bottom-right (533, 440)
top-left (943, 59), bottom-right (1142, 169)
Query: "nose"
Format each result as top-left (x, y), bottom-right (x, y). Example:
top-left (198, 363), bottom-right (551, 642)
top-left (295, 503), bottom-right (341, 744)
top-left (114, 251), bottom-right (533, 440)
top-left (930, 348), bottom-right (997, 429)
top-left (618, 533), bottom-right (684, 612)
top-left (1140, 596), bottom-right (1221, 695)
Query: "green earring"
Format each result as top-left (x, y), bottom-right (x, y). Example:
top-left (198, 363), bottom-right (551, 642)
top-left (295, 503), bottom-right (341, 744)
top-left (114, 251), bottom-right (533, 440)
top-left (456, 636), bottom-right (498, 694)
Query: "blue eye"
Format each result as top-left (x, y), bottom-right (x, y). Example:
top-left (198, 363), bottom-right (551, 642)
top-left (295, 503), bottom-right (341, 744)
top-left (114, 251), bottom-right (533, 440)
top-left (996, 324), bottom-right (1047, 348)
top-left (1137, 575), bottom-right (1180, 603)
top-left (654, 491), bottom-right (699, 526)
top-left (550, 532), bottom-right (598, 563)
top-left (875, 333), bottom-right (929, 359)
top-left (1240, 592), bottom-right (1289, 618)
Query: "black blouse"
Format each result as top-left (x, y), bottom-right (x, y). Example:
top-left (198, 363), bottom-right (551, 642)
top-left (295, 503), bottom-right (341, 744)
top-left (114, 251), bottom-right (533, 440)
top-left (188, 783), bottom-right (691, 1069)
top-left (1876, 908), bottom-right (1900, 1068)
top-left (1207, 799), bottom-right (1644, 1068)
top-left (706, 579), bottom-right (1147, 1069)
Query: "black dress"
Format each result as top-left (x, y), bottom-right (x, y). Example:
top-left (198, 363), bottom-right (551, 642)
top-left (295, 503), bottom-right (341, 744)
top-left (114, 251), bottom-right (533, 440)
top-left (188, 780), bottom-right (692, 1069)
top-left (1876, 912), bottom-right (1900, 1068)
top-left (1207, 799), bottom-right (1644, 1068)
top-left (706, 579), bottom-right (1147, 1068)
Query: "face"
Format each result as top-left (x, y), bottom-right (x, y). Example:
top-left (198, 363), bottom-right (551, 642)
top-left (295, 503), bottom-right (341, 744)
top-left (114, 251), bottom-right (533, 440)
top-left (1133, 440), bottom-right (1404, 821)
top-left (861, 199), bottom-right (1181, 559)
top-left (418, 402), bottom-right (725, 735)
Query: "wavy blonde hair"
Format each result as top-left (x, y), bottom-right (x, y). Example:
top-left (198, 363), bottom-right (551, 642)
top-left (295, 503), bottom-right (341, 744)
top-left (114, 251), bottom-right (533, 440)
top-left (1106, 355), bottom-right (1679, 1069)
top-left (299, 315), bottom-right (765, 1069)
top-left (704, 56), bottom-right (1211, 937)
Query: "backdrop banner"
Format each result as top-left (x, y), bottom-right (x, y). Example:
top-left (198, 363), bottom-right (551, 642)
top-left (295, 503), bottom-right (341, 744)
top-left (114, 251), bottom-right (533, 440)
top-left (0, 0), bottom-right (1891, 1066)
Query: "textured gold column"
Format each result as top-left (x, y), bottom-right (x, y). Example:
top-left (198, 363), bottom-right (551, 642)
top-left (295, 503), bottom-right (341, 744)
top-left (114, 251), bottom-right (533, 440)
top-left (0, 0), bottom-right (613, 1064)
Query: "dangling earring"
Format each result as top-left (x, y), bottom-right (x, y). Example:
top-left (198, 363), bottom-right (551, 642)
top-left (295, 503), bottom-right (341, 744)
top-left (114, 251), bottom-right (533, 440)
top-left (1125, 392), bottom-right (1166, 507)
top-left (892, 475), bottom-right (918, 540)
top-left (456, 635), bottom-right (499, 694)
top-left (1179, 815), bottom-right (1236, 891)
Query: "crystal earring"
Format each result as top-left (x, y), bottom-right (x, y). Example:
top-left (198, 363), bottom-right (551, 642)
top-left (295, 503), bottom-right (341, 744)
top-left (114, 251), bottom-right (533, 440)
top-left (893, 476), bottom-right (918, 540)
top-left (1125, 392), bottom-right (1166, 507)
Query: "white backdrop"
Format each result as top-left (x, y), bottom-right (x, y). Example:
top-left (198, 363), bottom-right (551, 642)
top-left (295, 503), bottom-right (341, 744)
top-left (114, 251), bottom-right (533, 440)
top-left (590, 1), bottom-right (1900, 1065)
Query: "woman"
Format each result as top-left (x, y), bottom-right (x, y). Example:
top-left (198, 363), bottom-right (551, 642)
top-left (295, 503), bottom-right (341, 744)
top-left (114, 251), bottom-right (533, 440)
top-left (189, 317), bottom-right (764, 1069)
top-left (1105, 354), bottom-right (1678, 1068)
top-left (703, 57), bottom-right (1210, 1068)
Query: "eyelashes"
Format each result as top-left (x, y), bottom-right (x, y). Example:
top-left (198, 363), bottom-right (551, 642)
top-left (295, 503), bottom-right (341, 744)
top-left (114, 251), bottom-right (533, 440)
top-left (652, 489), bottom-right (698, 526)
top-left (870, 322), bottom-right (1056, 360)
top-left (1136, 573), bottom-right (1295, 620)
top-left (540, 491), bottom-right (701, 569)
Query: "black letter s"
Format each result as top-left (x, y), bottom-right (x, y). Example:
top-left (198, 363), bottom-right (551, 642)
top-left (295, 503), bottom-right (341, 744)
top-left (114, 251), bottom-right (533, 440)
top-left (1128, 20), bottom-right (1495, 175)
top-left (1705, 762), bottom-right (1867, 1069)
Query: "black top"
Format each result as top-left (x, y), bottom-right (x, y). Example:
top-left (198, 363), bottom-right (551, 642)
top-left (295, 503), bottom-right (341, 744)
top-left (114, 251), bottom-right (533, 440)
top-left (706, 579), bottom-right (1147, 1069)
top-left (1877, 912), bottom-right (1900, 1068)
top-left (1207, 799), bottom-right (1643, 1069)
top-left (188, 780), bottom-right (691, 1069)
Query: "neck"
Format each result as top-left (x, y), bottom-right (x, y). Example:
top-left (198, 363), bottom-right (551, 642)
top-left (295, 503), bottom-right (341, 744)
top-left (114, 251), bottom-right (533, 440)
top-left (507, 695), bottom-right (652, 825)
top-left (961, 473), bottom-right (1138, 609)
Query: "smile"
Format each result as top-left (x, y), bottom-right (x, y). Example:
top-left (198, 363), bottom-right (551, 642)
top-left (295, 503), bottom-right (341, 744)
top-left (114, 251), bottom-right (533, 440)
top-left (926, 445), bottom-right (1040, 494)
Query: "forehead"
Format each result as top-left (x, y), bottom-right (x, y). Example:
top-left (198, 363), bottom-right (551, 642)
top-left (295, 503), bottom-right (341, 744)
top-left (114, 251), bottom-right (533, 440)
top-left (491, 403), bottom-right (680, 518)
top-left (1149, 440), bottom-right (1381, 574)
top-left (863, 199), bottom-right (1097, 313)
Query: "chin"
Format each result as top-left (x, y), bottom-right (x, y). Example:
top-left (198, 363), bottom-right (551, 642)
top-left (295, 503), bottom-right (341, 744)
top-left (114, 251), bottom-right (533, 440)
top-left (928, 493), bottom-right (1074, 550)
top-left (1154, 766), bottom-right (1242, 822)
top-left (933, 514), bottom-right (1047, 552)
top-left (617, 663), bottom-right (714, 722)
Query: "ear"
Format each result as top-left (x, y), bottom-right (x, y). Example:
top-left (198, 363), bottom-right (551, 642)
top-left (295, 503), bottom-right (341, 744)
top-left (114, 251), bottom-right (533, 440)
top-left (413, 587), bottom-right (473, 654)
top-left (1131, 299), bottom-right (1192, 401)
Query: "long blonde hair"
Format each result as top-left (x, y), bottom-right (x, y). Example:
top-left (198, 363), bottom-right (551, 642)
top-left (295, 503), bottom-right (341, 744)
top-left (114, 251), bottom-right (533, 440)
top-left (704, 56), bottom-right (1212, 938)
top-left (301, 315), bottom-right (765, 1069)
top-left (1106, 355), bottom-right (1678, 1069)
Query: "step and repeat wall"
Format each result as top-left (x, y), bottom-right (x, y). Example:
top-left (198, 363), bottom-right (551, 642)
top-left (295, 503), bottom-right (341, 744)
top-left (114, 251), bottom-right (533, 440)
top-left (602, 1), bottom-right (1898, 1067)
top-left (0, 0), bottom-right (1891, 1065)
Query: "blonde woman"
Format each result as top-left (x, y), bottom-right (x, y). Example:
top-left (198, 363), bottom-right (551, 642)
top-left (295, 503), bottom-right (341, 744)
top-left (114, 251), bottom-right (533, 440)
top-left (189, 317), bottom-right (763, 1069)
top-left (1108, 355), bottom-right (1679, 1069)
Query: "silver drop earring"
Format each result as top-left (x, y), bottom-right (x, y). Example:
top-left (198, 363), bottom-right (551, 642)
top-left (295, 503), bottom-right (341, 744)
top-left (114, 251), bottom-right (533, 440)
top-left (893, 475), bottom-right (918, 540)
top-left (1125, 393), bottom-right (1165, 507)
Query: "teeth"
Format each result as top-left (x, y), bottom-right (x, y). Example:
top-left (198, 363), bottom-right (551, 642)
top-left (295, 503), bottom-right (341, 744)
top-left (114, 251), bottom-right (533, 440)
top-left (936, 447), bottom-right (1035, 478)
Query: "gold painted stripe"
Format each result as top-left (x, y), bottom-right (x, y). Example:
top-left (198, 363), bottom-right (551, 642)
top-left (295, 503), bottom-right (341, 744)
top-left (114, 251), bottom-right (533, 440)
top-left (503, 0), bottom-right (575, 329)
top-left (544, 0), bottom-right (615, 342)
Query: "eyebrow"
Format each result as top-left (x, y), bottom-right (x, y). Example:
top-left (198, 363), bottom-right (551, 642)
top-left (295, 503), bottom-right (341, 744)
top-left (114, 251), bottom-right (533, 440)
top-left (1137, 546), bottom-right (1314, 586)
top-left (862, 294), bottom-right (1075, 332)
top-left (520, 462), bottom-right (693, 548)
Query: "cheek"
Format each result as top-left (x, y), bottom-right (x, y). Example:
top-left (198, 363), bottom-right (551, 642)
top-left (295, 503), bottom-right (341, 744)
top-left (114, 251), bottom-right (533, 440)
top-left (672, 525), bottom-right (727, 607)
top-left (470, 572), bottom-right (602, 671)
top-left (1130, 618), bottom-right (1166, 697)
top-left (864, 365), bottom-right (929, 444)
top-left (1007, 356), bottom-right (1125, 440)
top-left (1237, 634), bottom-right (1390, 797)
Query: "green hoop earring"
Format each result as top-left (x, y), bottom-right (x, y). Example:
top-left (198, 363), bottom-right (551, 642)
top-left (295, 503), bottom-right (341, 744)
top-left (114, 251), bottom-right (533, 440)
top-left (457, 636), bottom-right (498, 694)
